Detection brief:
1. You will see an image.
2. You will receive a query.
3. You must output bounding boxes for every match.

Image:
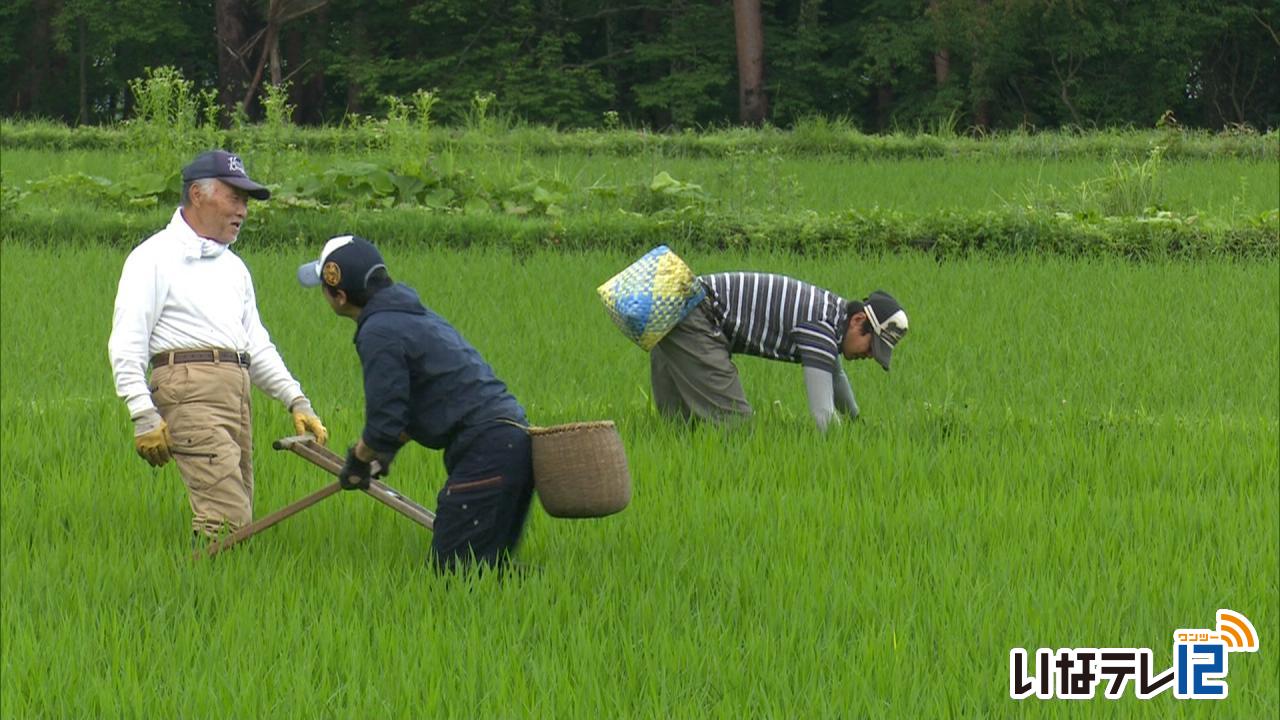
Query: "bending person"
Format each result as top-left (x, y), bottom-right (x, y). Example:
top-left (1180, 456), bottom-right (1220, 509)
top-left (651, 271), bottom-right (908, 431)
top-left (298, 235), bottom-right (534, 571)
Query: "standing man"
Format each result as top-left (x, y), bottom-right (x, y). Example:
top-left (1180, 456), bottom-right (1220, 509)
top-left (650, 272), bottom-right (909, 430)
top-left (109, 149), bottom-right (329, 542)
top-left (297, 235), bottom-right (534, 572)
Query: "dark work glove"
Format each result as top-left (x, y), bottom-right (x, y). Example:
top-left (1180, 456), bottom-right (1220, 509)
top-left (371, 454), bottom-right (392, 480)
top-left (338, 446), bottom-right (372, 491)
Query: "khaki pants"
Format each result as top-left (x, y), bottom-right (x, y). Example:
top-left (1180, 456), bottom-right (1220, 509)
top-left (650, 301), bottom-right (752, 423)
top-left (150, 362), bottom-right (253, 536)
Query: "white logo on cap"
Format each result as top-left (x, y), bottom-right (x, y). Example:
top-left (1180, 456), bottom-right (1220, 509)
top-left (880, 312), bottom-right (908, 345)
top-left (228, 155), bottom-right (245, 174)
top-left (866, 305), bottom-right (909, 347)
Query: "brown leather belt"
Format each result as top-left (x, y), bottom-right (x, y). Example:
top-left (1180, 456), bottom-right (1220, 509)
top-left (151, 349), bottom-right (251, 368)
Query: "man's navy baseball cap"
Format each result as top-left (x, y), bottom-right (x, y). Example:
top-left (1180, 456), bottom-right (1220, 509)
top-left (863, 290), bottom-right (909, 372)
top-left (297, 235), bottom-right (387, 292)
top-left (182, 150), bottom-right (270, 200)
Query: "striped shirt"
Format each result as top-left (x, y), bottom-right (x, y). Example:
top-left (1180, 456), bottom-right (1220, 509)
top-left (699, 272), bottom-right (850, 371)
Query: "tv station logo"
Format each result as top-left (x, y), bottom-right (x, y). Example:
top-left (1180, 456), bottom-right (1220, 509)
top-left (1010, 609), bottom-right (1258, 700)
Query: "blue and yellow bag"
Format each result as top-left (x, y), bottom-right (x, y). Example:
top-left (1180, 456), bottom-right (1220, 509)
top-left (597, 245), bottom-right (704, 351)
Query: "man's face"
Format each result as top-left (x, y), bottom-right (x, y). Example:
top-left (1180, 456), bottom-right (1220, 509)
top-left (841, 311), bottom-right (875, 361)
top-left (189, 180), bottom-right (249, 244)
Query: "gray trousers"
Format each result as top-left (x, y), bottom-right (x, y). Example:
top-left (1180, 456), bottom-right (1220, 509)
top-left (649, 301), bottom-right (752, 423)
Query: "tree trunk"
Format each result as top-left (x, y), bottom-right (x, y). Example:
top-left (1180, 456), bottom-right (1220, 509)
top-left (345, 7), bottom-right (367, 114)
top-left (934, 47), bottom-right (950, 87)
top-left (285, 17), bottom-right (326, 124)
top-left (269, 36), bottom-right (283, 86)
top-left (604, 9), bottom-right (616, 89)
top-left (77, 14), bottom-right (88, 125)
top-left (929, 0), bottom-right (949, 87)
top-left (241, 1), bottom-right (329, 117)
top-left (17, 0), bottom-right (57, 115)
top-left (969, 0), bottom-right (992, 131)
top-left (876, 84), bottom-right (894, 131)
top-left (732, 0), bottom-right (767, 125)
top-left (1050, 55), bottom-right (1083, 126)
top-left (243, 21), bottom-right (280, 113)
top-left (215, 0), bottom-right (251, 123)
top-left (974, 98), bottom-right (991, 130)
top-left (640, 8), bottom-right (670, 127)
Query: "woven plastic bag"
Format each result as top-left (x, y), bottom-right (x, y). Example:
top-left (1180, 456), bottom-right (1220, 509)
top-left (597, 245), bottom-right (705, 351)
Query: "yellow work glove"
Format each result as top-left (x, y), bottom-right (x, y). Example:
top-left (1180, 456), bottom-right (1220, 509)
top-left (290, 398), bottom-right (329, 445)
top-left (132, 409), bottom-right (173, 467)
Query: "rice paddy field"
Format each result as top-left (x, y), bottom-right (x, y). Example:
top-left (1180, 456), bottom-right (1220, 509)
top-left (1, 142), bottom-right (1278, 717)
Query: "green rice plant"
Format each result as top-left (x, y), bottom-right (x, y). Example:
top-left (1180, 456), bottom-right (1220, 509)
top-left (2, 246), bottom-right (1276, 717)
top-left (0, 170), bottom-right (24, 217)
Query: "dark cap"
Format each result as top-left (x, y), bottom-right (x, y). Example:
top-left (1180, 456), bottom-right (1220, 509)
top-left (863, 290), bottom-right (908, 371)
top-left (182, 150), bottom-right (270, 200)
top-left (297, 235), bottom-right (387, 293)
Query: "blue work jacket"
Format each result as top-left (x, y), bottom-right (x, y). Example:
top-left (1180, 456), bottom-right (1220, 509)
top-left (354, 283), bottom-right (526, 463)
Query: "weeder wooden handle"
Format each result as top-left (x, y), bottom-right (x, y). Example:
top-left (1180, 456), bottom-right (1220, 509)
top-left (367, 480), bottom-right (435, 530)
top-left (273, 434), bottom-right (436, 531)
top-left (195, 481), bottom-right (343, 560)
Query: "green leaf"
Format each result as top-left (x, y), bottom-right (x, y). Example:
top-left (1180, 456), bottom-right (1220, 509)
top-left (649, 171), bottom-right (677, 192)
top-left (423, 188), bottom-right (456, 209)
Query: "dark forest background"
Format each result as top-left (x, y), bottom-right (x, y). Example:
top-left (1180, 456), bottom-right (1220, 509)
top-left (3, 0), bottom-right (1277, 131)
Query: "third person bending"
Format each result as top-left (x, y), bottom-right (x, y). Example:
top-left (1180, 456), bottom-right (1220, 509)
top-left (650, 271), bottom-right (909, 431)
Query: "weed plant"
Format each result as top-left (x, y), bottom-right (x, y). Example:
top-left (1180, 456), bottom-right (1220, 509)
top-left (3, 146), bottom-right (1275, 259)
top-left (3, 148), bottom-right (1276, 221)
top-left (124, 66), bottom-right (222, 173)
top-left (6, 116), bottom-right (1275, 161)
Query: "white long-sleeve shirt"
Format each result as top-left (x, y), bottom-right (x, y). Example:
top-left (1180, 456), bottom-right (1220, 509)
top-left (109, 208), bottom-right (305, 418)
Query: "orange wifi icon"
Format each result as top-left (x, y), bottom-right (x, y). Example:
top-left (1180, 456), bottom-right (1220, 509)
top-left (1216, 610), bottom-right (1259, 652)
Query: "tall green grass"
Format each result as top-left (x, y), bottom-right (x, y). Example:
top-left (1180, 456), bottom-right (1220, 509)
top-left (4, 116), bottom-right (1277, 162)
top-left (2, 245), bottom-right (1276, 717)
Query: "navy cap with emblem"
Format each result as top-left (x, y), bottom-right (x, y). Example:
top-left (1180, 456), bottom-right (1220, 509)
top-left (297, 235), bottom-right (387, 292)
top-left (182, 150), bottom-right (271, 200)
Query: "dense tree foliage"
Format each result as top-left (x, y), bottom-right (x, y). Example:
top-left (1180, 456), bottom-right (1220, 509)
top-left (2, 0), bottom-right (1276, 130)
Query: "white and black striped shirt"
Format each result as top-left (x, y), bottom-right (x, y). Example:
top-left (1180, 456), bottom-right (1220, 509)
top-left (700, 272), bottom-right (850, 371)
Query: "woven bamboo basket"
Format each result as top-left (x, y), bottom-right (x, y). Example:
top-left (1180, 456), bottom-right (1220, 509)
top-left (530, 421), bottom-right (631, 518)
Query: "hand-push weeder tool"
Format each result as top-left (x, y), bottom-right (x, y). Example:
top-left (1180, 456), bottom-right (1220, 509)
top-left (194, 434), bottom-right (434, 560)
